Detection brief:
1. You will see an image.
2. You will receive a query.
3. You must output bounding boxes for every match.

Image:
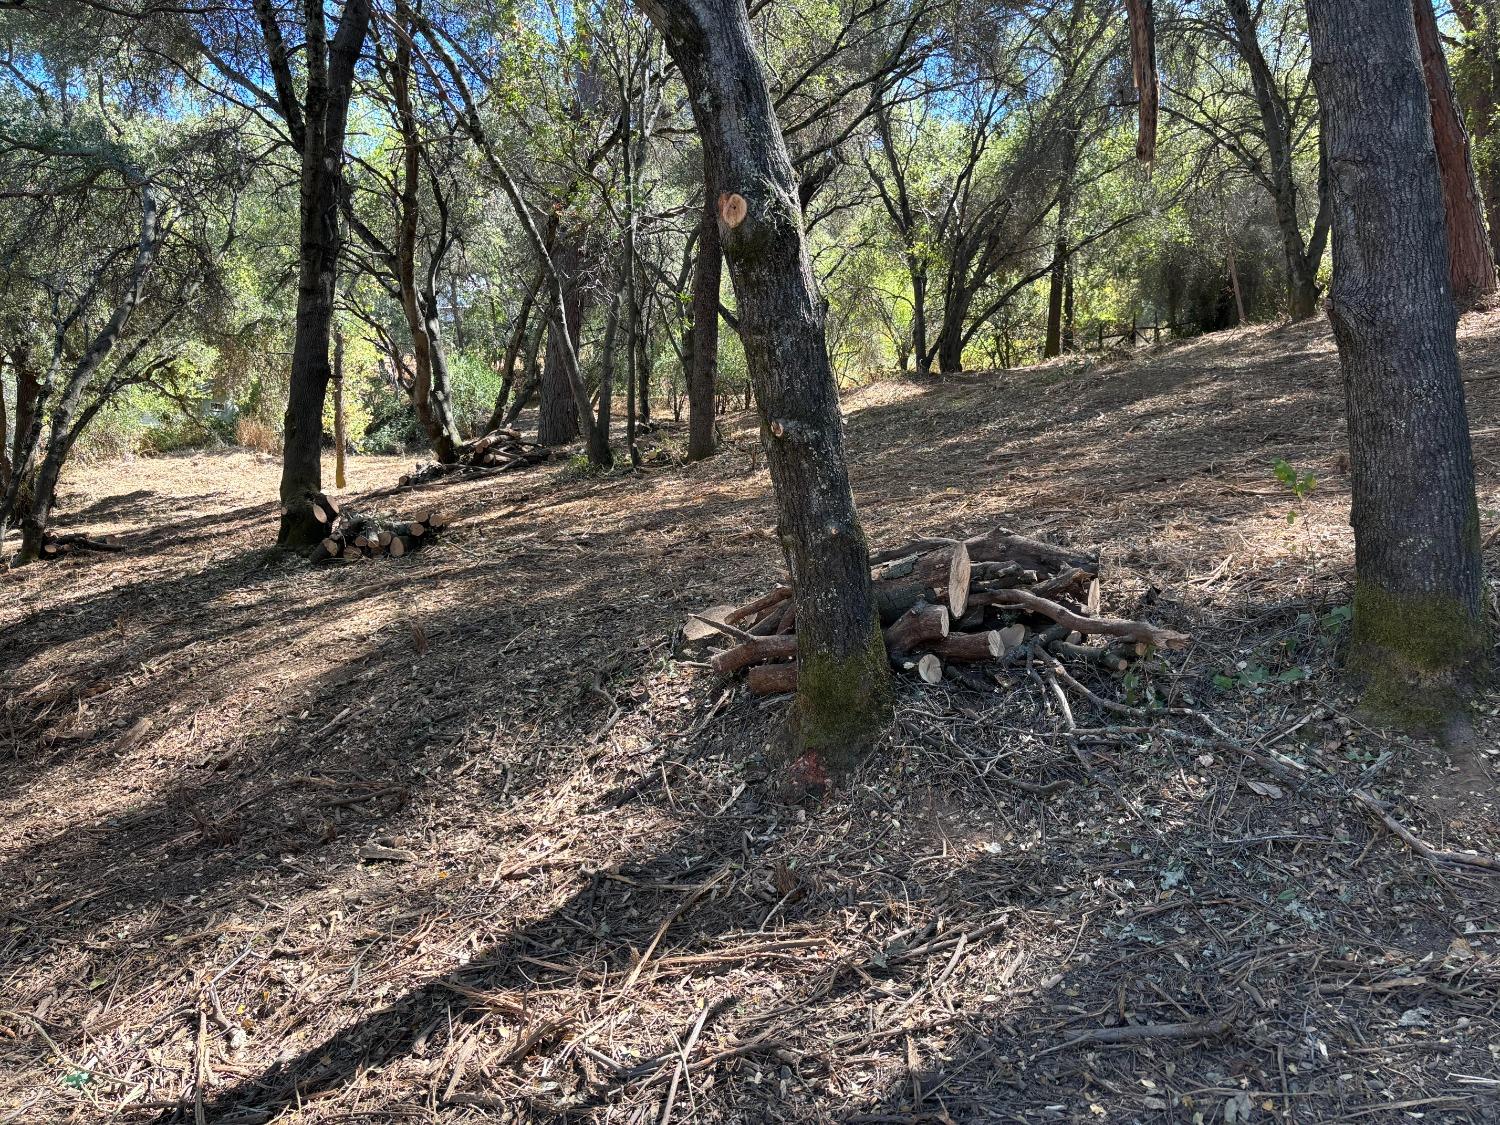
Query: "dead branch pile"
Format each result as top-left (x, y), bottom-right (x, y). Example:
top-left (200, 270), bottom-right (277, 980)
top-left (38, 532), bottom-right (126, 560)
top-left (400, 428), bottom-right (552, 486)
top-left (692, 526), bottom-right (1189, 695)
top-left (304, 491), bottom-right (450, 563)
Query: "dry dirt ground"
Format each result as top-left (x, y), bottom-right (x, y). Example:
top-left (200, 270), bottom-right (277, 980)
top-left (4, 314), bottom-right (1500, 1124)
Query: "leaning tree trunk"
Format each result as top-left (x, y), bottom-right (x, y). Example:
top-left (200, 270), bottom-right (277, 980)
top-left (1306, 0), bottom-right (1487, 726)
top-left (277, 0), bottom-right (373, 547)
top-left (640, 0), bottom-right (892, 775)
top-left (686, 172), bottom-right (721, 462)
top-left (1412, 0), bottom-right (1498, 304)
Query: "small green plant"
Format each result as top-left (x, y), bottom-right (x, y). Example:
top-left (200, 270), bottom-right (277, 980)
top-left (1213, 660), bottom-right (1306, 692)
top-left (1272, 458), bottom-right (1317, 523)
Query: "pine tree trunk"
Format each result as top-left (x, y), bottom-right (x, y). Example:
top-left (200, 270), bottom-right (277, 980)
top-left (1412, 0), bottom-right (1498, 304)
top-left (686, 174), bottom-right (721, 462)
top-left (640, 0), bottom-right (892, 773)
top-left (1307, 0), bottom-right (1487, 725)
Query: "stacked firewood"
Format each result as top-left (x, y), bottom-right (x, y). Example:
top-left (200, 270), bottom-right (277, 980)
top-left (399, 428), bottom-right (552, 486)
top-left (306, 491), bottom-right (451, 563)
top-left (694, 527), bottom-right (1189, 695)
top-left (38, 532), bottom-right (126, 560)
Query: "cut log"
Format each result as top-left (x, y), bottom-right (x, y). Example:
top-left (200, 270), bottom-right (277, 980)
top-left (871, 526), bottom-right (1096, 578)
top-left (998, 624), bottom-right (1027, 650)
top-left (873, 578), bottom-right (943, 626)
top-left (1048, 639), bottom-right (1132, 672)
top-left (904, 653), bottom-right (943, 684)
top-left (711, 634), bottom-right (798, 675)
top-left (684, 605), bottom-right (738, 643)
top-left (1031, 566), bottom-right (1093, 599)
top-left (931, 630), bottom-right (1003, 662)
top-left (748, 600), bottom-right (790, 636)
top-left (389, 535), bottom-right (412, 558)
top-left (884, 601), bottom-right (949, 657)
top-left (309, 537), bottom-right (342, 564)
top-left (983, 588), bottom-right (1189, 650)
top-left (725, 584), bottom-right (791, 626)
top-left (747, 663), bottom-right (797, 695)
top-left (946, 540), bottom-right (971, 618)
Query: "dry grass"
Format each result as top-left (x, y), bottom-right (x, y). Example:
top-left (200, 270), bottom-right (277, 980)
top-left (2, 315), bottom-right (1499, 1124)
top-left (235, 417), bottom-right (283, 455)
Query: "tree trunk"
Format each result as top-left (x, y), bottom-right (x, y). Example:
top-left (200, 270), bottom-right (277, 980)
top-left (596, 281), bottom-right (622, 454)
top-left (20, 183), bottom-right (164, 562)
top-left (488, 266), bottom-right (544, 432)
top-left (392, 0), bottom-right (461, 462)
top-left (10, 345), bottom-right (38, 482)
top-left (1412, 0), bottom-right (1498, 304)
top-left (538, 240), bottom-right (584, 446)
top-left (934, 309), bottom-right (967, 373)
top-left (333, 329), bottom-right (346, 489)
top-left (1306, 0), bottom-right (1487, 725)
top-left (910, 267), bottom-right (931, 373)
top-left (277, 0), bottom-right (373, 548)
top-left (1062, 261), bottom-right (1075, 352)
top-left (0, 353), bottom-right (8, 499)
top-left (686, 175), bottom-right (721, 461)
top-left (503, 313), bottom-right (547, 428)
top-left (1227, 248), bottom-right (1247, 324)
top-left (1226, 0), bottom-right (1329, 320)
top-left (641, 0), bottom-right (892, 773)
top-left (1452, 0), bottom-right (1499, 264)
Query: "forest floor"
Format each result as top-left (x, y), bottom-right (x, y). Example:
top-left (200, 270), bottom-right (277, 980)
top-left (4, 313), bottom-right (1500, 1124)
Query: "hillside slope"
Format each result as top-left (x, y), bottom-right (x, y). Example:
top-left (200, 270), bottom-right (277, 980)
top-left (3, 313), bottom-right (1499, 1122)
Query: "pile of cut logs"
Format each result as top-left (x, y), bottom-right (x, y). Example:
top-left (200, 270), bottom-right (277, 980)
top-left (38, 532), bottom-right (126, 560)
top-left (400, 428), bottom-right (552, 486)
top-left (692, 526), bottom-right (1189, 695)
top-left (305, 490), bottom-right (450, 563)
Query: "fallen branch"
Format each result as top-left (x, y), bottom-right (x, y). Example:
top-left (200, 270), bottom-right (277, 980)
top-left (978, 587), bottom-right (1190, 650)
top-left (1043, 1016), bottom-right (1233, 1056)
top-left (1350, 788), bottom-right (1500, 873)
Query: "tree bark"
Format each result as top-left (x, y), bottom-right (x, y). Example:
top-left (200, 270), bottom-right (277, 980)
top-left (488, 266), bottom-right (544, 433)
top-left (1043, 147), bottom-right (1075, 359)
top-left (686, 173), bottom-right (721, 461)
top-left (392, 0), bottom-right (461, 462)
top-left (1451, 0), bottom-right (1500, 264)
top-left (1306, 0), bottom-right (1487, 724)
top-left (640, 0), bottom-right (892, 771)
top-left (1124, 0), bottom-right (1158, 163)
top-left (1225, 0), bottom-right (1330, 320)
top-left (1412, 0), bottom-right (1498, 304)
top-left (276, 0), bottom-right (373, 547)
top-left (538, 239), bottom-right (584, 446)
